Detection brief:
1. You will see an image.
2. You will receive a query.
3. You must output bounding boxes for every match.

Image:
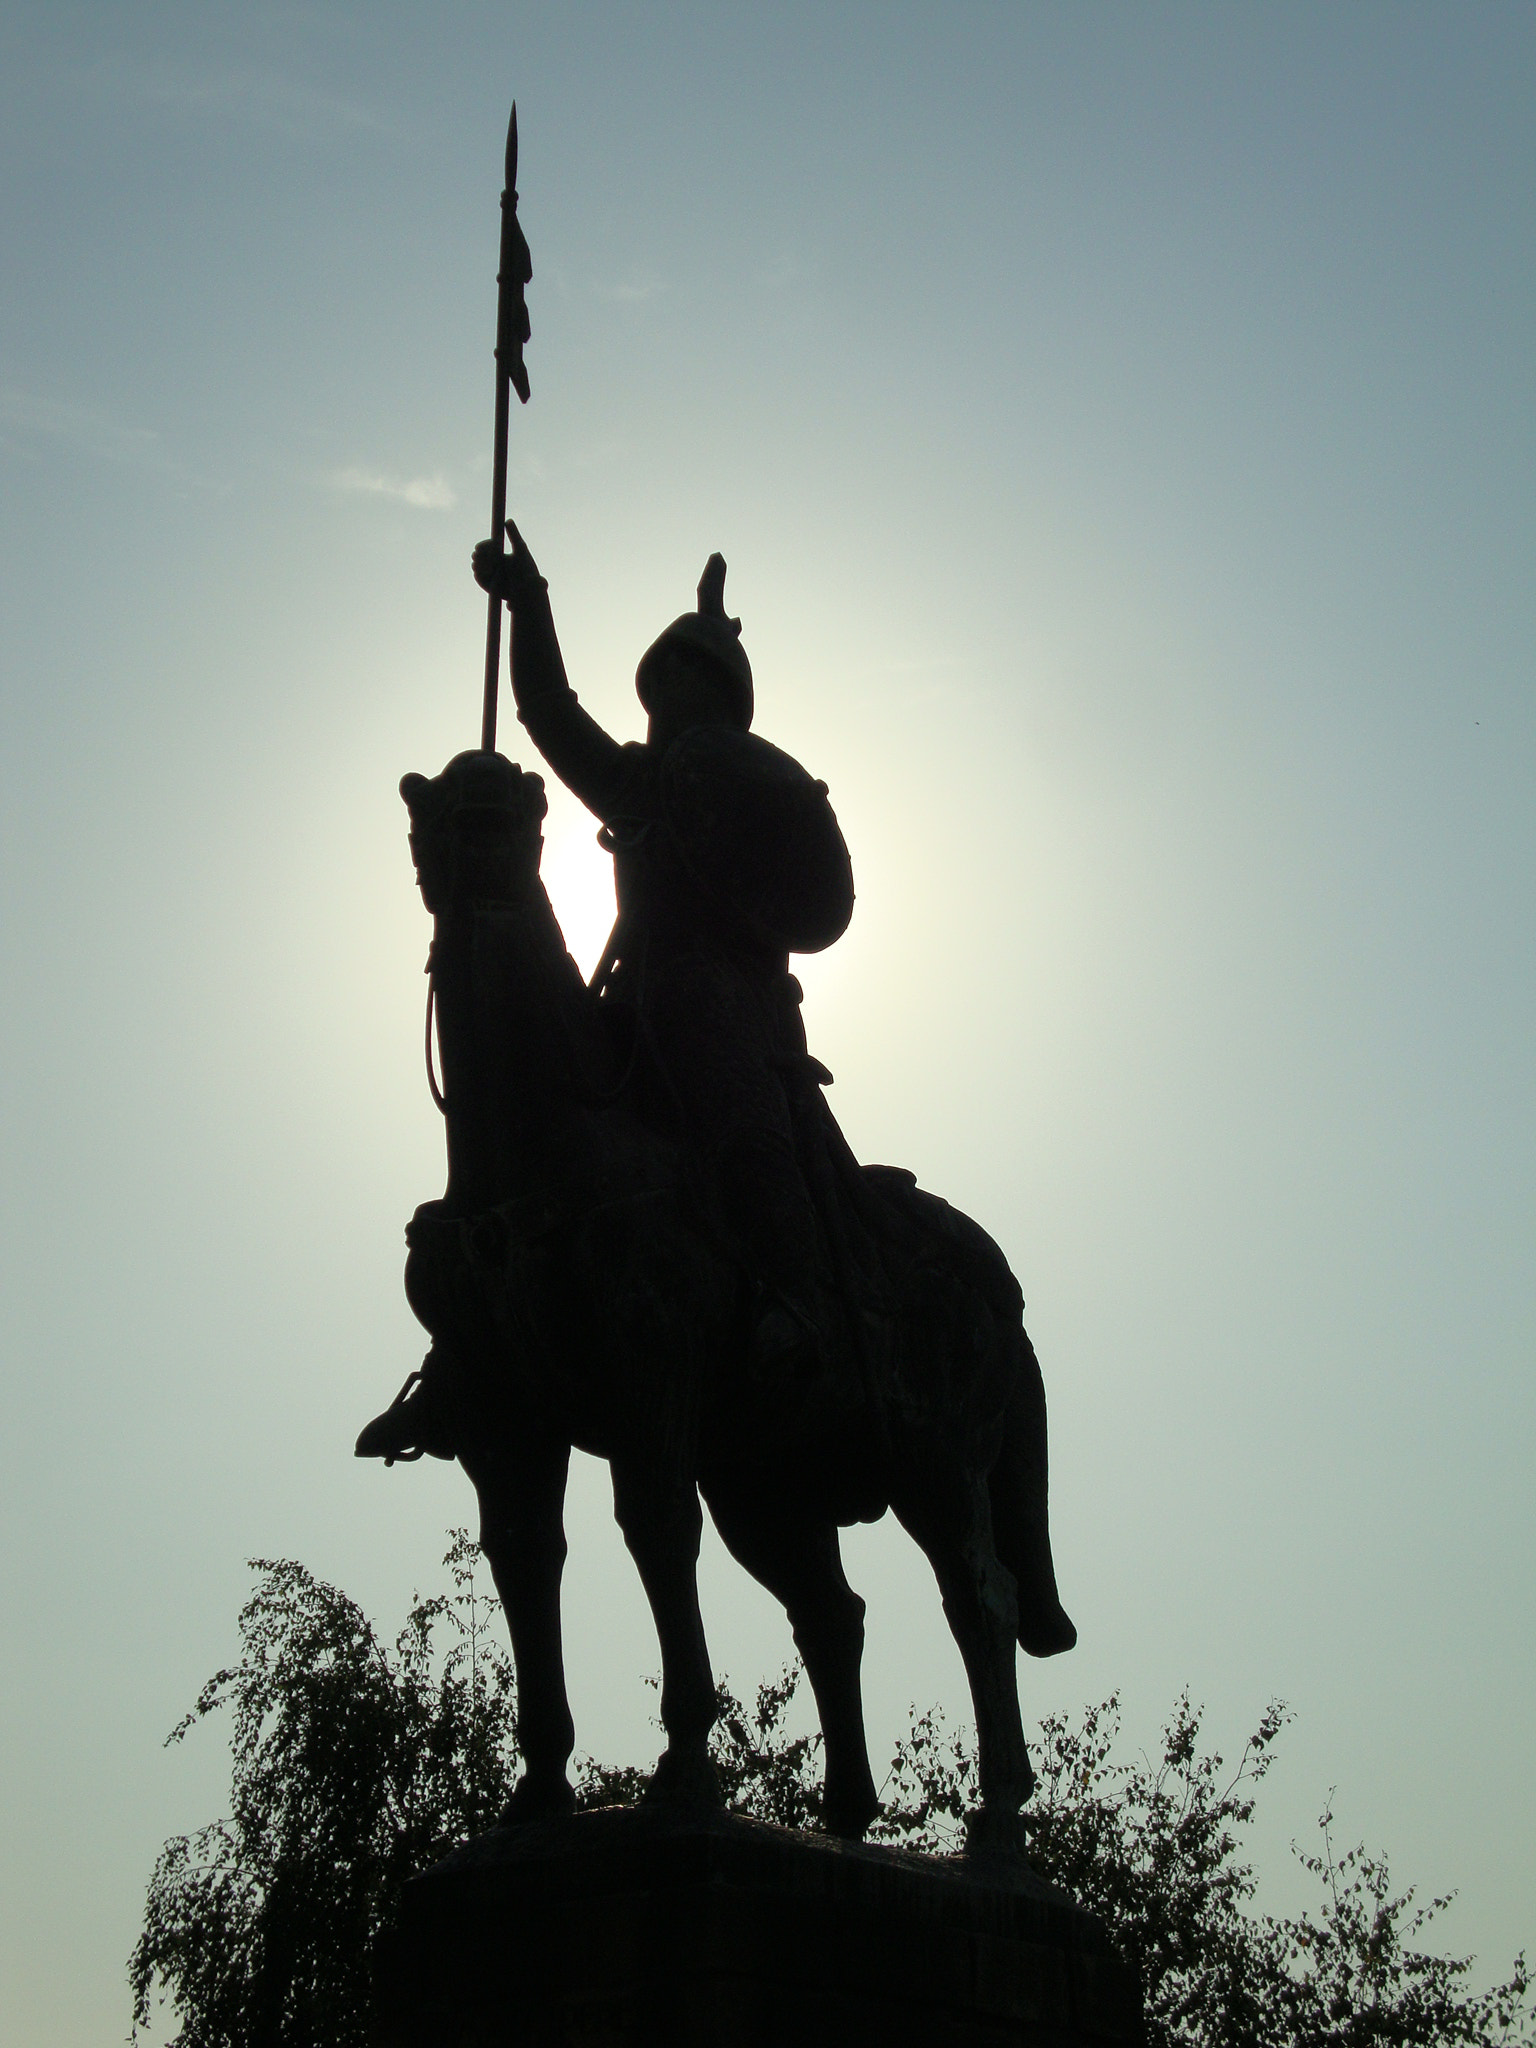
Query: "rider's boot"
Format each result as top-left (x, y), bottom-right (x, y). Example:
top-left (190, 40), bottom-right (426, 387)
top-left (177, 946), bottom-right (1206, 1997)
top-left (717, 1132), bottom-right (832, 1385)
top-left (354, 1351), bottom-right (455, 1465)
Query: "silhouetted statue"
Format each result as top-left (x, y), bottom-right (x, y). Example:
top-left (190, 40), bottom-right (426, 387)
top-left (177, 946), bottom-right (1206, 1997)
top-left (358, 528), bottom-right (1075, 1850)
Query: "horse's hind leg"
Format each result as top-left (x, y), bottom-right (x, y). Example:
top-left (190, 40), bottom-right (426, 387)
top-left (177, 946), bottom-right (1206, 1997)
top-left (701, 1475), bottom-right (879, 1839)
top-left (465, 1428), bottom-right (577, 1822)
top-left (609, 1458), bottom-right (721, 1809)
top-left (892, 1466), bottom-right (1034, 1852)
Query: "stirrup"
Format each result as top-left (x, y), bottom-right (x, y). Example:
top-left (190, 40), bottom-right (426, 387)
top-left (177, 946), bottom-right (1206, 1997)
top-left (355, 1367), bottom-right (451, 1466)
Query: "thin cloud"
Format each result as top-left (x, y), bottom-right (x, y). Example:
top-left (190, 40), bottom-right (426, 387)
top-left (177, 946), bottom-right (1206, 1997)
top-left (327, 466), bottom-right (456, 511)
top-left (572, 437), bottom-right (634, 472)
top-left (593, 279), bottom-right (664, 304)
top-left (107, 55), bottom-right (383, 143)
top-left (0, 387), bottom-right (167, 467)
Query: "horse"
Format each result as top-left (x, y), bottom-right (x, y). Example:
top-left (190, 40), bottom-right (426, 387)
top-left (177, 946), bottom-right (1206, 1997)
top-left (363, 747), bottom-right (1075, 1851)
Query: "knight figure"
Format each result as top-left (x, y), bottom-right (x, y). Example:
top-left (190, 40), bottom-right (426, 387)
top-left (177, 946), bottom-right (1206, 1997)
top-left (360, 522), bottom-right (858, 1459)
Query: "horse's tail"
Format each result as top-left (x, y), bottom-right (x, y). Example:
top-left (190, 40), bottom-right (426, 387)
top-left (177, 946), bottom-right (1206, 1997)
top-left (989, 1325), bottom-right (1077, 1658)
top-left (841, 1154), bottom-right (1077, 1657)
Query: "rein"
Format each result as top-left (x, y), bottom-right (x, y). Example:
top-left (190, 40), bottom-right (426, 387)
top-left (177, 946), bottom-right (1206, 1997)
top-left (424, 963), bottom-right (447, 1115)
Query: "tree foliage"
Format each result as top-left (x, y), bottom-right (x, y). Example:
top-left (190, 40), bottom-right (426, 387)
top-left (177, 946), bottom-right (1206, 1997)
top-left (133, 1538), bottom-right (1530, 2048)
top-left (575, 1664), bottom-right (824, 1830)
top-left (878, 1692), bottom-right (1531, 2047)
top-left (130, 1536), bottom-right (515, 2048)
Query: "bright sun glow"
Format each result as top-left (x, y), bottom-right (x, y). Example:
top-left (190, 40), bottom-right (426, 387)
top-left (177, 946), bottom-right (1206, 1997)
top-left (541, 804), bottom-right (619, 981)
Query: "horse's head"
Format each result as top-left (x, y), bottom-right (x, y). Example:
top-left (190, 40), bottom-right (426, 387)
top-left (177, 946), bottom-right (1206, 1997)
top-left (400, 752), bottom-right (548, 914)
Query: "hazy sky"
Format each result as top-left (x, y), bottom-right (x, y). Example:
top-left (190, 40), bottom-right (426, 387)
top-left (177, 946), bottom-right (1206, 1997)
top-left (1, 5), bottom-right (1531, 2042)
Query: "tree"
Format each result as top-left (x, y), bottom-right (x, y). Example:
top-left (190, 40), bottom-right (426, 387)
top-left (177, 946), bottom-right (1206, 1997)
top-left (878, 1693), bottom-right (1532, 2047)
top-left (130, 1535), bottom-right (516, 2048)
top-left (132, 1539), bottom-right (1531, 2048)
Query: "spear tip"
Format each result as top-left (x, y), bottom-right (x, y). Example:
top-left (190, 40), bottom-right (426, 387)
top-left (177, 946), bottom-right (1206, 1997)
top-left (505, 101), bottom-right (518, 191)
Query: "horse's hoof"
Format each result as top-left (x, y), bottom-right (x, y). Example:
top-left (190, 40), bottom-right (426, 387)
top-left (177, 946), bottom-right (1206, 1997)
top-left (963, 1807), bottom-right (1029, 1861)
top-left (821, 1777), bottom-right (880, 1841)
top-left (1018, 1600), bottom-right (1077, 1658)
top-left (497, 1771), bottom-right (576, 1828)
top-left (642, 1748), bottom-right (723, 1814)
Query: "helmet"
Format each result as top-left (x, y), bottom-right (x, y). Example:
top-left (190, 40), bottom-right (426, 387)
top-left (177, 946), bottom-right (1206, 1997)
top-left (635, 553), bottom-right (754, 730)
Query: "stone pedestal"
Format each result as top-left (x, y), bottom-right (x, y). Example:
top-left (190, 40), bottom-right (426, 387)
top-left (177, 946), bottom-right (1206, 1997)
top-left (375, 1806), bottom-right (1142, 2047)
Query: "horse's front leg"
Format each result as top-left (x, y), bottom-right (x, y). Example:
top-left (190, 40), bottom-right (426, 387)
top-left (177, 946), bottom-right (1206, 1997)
top-left (701, 1472), bottom-right (878, 1839)
top-left (610, 1456), bottom-right (721, 1810)
top-left (465, 1427), bottom-right (577, 1823)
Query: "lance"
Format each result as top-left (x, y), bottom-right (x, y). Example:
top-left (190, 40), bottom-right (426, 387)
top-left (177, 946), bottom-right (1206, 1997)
top-left (480, 101), bottom-right (532, 752)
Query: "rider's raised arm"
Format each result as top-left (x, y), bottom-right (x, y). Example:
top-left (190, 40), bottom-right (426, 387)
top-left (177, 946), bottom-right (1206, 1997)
top-left (473, 528), bottom-right (636, 822)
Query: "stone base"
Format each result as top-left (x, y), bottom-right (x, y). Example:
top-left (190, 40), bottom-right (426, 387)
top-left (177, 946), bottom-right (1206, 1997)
top-left (374, 1806), bottom-right (1143, 2047)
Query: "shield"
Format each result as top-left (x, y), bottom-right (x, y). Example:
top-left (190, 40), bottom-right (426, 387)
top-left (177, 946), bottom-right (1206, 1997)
top-left (659, 727), bottom-right (854, 954)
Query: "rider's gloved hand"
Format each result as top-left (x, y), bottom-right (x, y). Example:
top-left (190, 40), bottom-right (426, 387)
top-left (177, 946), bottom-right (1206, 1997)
top-left (472, 519), bottom-right (547, 608)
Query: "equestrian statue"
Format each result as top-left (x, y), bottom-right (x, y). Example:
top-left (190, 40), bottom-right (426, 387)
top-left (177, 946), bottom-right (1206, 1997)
top-left (357, 521), bottom-right (1076, 1853)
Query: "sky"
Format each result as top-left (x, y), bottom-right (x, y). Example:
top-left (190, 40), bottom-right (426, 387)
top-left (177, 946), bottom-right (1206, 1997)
top-left (0, 4), bottom-right (1531, 2041)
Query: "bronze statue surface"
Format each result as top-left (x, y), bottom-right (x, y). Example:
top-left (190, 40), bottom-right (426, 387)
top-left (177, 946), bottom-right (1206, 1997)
top-left (358, 527), bottom-right (1075, 1854)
